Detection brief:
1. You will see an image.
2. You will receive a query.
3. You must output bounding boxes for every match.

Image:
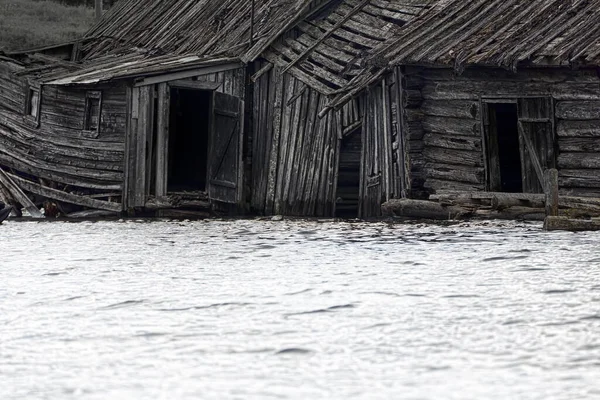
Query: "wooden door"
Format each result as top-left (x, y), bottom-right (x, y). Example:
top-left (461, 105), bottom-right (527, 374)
top-left (517, 97), bottom-right (556, 193)
top-left (207, 92), bottom-right (244, 204)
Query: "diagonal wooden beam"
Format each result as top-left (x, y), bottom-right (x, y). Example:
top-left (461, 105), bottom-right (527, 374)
top-left (280, 0), bottom-right (371, 75)
top-left (0, 168), bottom-right (44, 218)
top-left (517, 121), bottom-right (545, 189)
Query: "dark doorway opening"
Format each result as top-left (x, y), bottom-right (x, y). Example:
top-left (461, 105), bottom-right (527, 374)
top-left (335, 130), bottom-right (361, 218)
top-left (168, 88), bottom-right (211, 192)
top-left (490, 103), bottom-right (523, 193)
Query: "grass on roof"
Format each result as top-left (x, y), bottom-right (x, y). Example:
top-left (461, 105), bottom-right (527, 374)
top-left (0, 0), bottom-right (95, 52)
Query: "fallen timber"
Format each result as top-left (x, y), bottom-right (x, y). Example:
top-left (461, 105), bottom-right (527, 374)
top-left (382, 190), bottom-right (600, 230)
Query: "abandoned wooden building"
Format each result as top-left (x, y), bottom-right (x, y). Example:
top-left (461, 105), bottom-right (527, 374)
top-left (0, 0), bottom-right (437, 219)
top-left (363, 0), bottom-right (600, 207)
top-left (3, 0), bottom-right (598, 223)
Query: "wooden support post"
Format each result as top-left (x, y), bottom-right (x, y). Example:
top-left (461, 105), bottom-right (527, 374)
top-left (544, 168), bottom-right (559, 217)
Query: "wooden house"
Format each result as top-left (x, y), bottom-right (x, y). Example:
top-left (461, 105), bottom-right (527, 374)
top-left (0, 0), bottom-right (436, 219)
top-left (357, 0), bottom-right (600, 202)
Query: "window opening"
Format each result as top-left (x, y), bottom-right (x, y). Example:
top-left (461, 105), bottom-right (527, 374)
top-left (84, 91), bottom-right (102, 135)
top-left (25, 86), bottom-right (41, 126)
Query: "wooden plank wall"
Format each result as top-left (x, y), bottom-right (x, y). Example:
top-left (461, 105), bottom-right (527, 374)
top-left (412, 67), bottom-right (600, 197)
top-left (252, 64), bottom-right (344, 217)
top-left (0, 62), bottom-right (127, 193)
top-left (359, 71), bottom-right (405, 217)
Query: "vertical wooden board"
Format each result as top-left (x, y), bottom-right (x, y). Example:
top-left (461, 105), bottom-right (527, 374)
top-left (317, 112), bottom-right (333, 217)
top-left (283, 81), bottom-right (306, 212)
top-left (274, 74), bottom-right (295, 214)
top-left (393, 67), bottom-right (408, 197)
top-left (382, 77), bottom-right (393, 201)
top-left (208, 91), bottom-right (243, 204)
top-left (294, 88), bottom-right (318, 214)
top-left (257, 67), bottom-right (274, 211)
top-left (265, 66), bottom-right (284, 215)
top-left (134, 85), bottom-right (151, 207)
top-left (517, 97), bottom-right (555, 193)
top-left (155, 83), bottom-right (170, 197)
top-left (122, 86), bottom-right (132, 208)
top-left (358, 97), bottom-right (367, 218)
top-left (144, 85), bottom-right (156, 197)
top-left (302, 94), bottom-right (326, 215)
top-left (330, 111), bottom-right (343, 217)
top-left (251, 69), bottom-right (264, 211)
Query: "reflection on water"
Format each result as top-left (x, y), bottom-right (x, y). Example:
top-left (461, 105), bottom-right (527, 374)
top-left (2, 219), bottom-right (600, 400)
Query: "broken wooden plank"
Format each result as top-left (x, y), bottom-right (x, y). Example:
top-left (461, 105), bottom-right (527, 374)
top-left (0, 168), bottom-right (44, 218)
top-left (7, 172), bottom-right (122, 213)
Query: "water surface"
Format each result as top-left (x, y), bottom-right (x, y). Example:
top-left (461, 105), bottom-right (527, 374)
top-left (1, 219), bottom-right (600, 399)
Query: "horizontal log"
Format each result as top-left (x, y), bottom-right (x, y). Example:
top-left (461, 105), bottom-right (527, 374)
top-left (558, 153), bottom-right (600, 169)
top-left (382, 199), bottom-right (472, 220)
top-left (424, 133), bottom-right (482, 152)
top-left (421, 100), bottom-right (479, 119)
top-left (558, 137), bottom-right (600, 152)
top-left (421, 67), bottom-right (600, 84)
top-left (65, 210), bottom-right (120, 219)
top-left (556, 120), bottom-right (600, 137)
top-left (433, 190), bottom-right (600, 212)
top-left (422, 116), bottom-right (479, 136)
top-left (544, 216), bottom-right (600, 232)
top-left (559, 169), bottom-right (600, 189)
top-left (555, 101), bottom-right (600, 120)
top-left (560, 187), bottom-right (600, 198)
top-left (474, 207), bottom-right (546, 221)
top-left (421, 80), bottom-right (600, 101)
top-left (424, 178), bottom-right (484, 192)
top-left (424, 164), bottom-right (484, 184)
top-left (423, 147), bottom-right (484, 167)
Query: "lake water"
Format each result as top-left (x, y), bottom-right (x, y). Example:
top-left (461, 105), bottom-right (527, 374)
top-left (1, 219), bottom-right (600, 400)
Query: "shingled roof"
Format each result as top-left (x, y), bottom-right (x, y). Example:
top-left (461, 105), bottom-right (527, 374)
top-left (377, 0), bottom-right (600, 71)
top-left (79, 0), bottom-right (320, 61)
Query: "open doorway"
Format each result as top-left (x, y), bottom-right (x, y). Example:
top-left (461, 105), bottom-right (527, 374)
top-left (335, 130), bottom-right (361, 218)
top-left (167, 88), bottom-right (211, 192)
top-left (488, 103), bottom-right (523, 193)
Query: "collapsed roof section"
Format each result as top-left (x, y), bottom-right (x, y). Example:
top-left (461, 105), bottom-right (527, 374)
top-left (261, 0), bottom-right (436, 95)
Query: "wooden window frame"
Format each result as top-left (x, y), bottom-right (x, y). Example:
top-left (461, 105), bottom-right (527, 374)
top-left (24, 85), bottom-right (42, 127)
top-left (83, 90), bottom-right (103, 138)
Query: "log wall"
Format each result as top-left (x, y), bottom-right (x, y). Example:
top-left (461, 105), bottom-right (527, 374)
top-left (409, 67), bottom-right (600, 197)
top-left (0, 61), bottom-right (127, 193)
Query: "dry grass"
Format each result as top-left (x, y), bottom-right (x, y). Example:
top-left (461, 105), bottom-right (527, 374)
top-left (0, 0), bottom-right (95, 52)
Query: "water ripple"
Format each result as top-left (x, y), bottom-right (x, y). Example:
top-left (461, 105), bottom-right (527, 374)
top-left (1, 219), bottom-right (600, 400)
